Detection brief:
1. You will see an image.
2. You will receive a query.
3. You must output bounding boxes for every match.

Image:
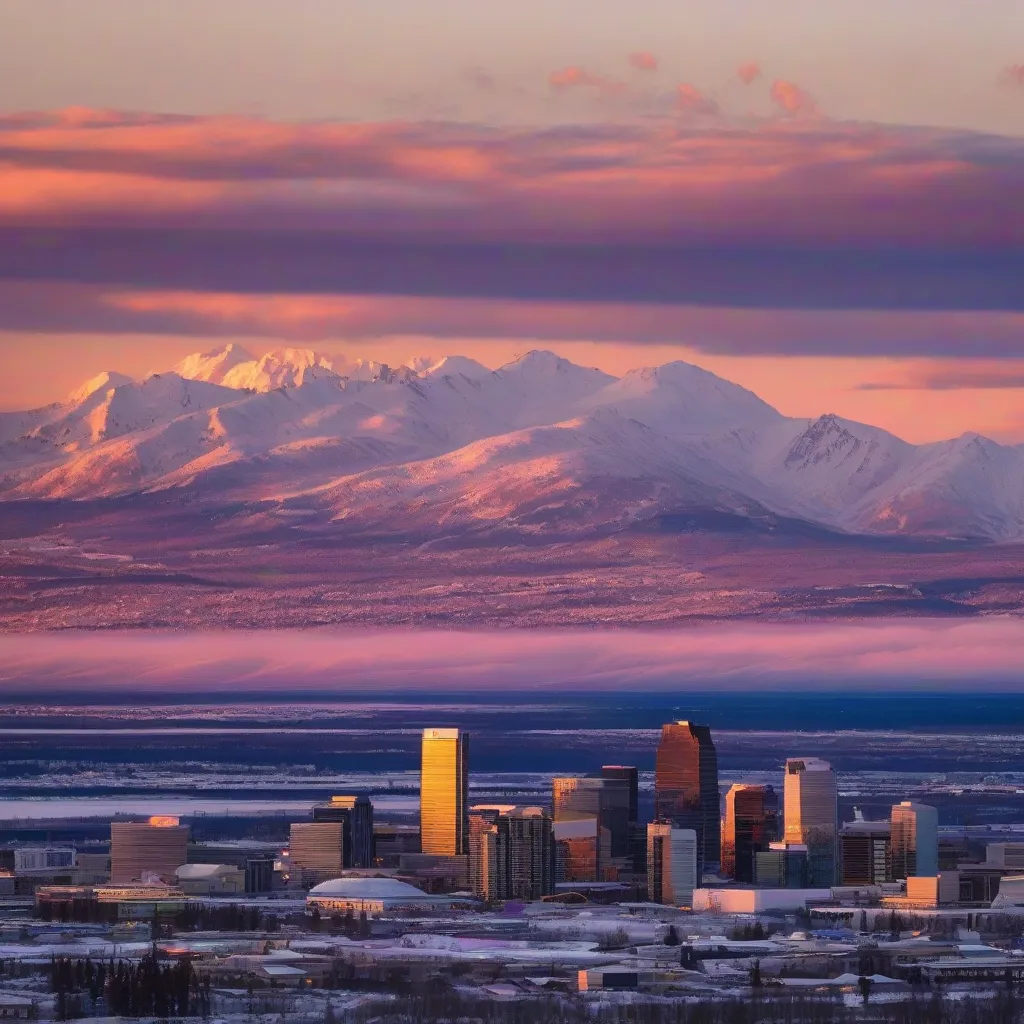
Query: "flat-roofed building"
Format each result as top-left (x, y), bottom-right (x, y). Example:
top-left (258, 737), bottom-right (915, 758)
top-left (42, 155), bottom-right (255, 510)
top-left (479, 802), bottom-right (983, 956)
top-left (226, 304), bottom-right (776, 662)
top-left (473, 806), bottom-right (554, 902)
top-left (655, 722), bottom-right (720, 877)
top-left (646, 822), bottom-right (697, 908)
top-left (841, 819), bottom-right (891, 885)
top-left (554, 818), bottom-right (609, 883)
top-left (288, 823), bottom-right (345, 888)
top-left (312, 795), bottom-right (374, 869)
top-left (891, 801), bottom-right (939, 879)
top-left (986, 843), bottom-right (1024, 871)
top-left (722, 784), bottom-right (779, 883)
top-left (755, 841), bottom-right (810, 889)
top-left (110, 818), bottom-right (189, 885)
top-left (552, 776), bottom-right (630, 873)
top-left (420, 728), bottom-right (469, 856)
top-left (784, 758), bottom-right (837, 887)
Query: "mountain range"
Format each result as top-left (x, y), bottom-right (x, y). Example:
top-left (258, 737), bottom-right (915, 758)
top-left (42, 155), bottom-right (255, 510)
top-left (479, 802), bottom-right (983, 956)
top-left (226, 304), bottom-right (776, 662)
top-left (2, 344), bottom-right (1021, 543)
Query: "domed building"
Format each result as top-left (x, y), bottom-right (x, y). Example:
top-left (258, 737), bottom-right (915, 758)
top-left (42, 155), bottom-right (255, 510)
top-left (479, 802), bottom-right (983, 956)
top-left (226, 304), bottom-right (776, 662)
top-left (306, 876), bottom-right (476, 916)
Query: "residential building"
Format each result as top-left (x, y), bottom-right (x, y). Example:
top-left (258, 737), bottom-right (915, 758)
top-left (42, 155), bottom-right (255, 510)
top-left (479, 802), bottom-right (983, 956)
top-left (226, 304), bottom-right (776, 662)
top-left (473, 806), bottom-right (554, 901)
top-left (783, 758), bottom-right (838, 886)
top-left (654, 722), bottom-right (720, 876)
top-left (420, 728), bottom-right (469, 856)
top-left (721, 784), bottom-right (779, 883)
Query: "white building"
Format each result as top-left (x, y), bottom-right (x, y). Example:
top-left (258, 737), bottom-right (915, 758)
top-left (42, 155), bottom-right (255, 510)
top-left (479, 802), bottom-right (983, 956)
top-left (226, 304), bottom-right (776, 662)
top-left (692, 887), bottom-right (832, 913)
top-left (784, 758), bottom-right (838, 887)
top-left (306, 876), bottom-right (475, 917)
top-left (647, 824), bottom-right (697, 908)
top-left (175, 863), bottom-right (245, 896)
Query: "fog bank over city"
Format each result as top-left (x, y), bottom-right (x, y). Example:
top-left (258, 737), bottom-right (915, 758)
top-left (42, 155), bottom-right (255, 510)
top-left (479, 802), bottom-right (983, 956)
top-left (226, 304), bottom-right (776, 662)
top-left (2, 620), bottom-right (1024, 693)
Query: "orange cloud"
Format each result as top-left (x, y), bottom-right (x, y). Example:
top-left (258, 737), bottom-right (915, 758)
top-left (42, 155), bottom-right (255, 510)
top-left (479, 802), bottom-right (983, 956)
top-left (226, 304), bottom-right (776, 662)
top-left (676, 83), bottom-right (718, 115)
top-left (737, 62), bottom-right (762, 85)
top-left (548, 66), bottom-right (626, 94)
top-left (770, 79), bottom-right (819, 116)
top-left (628, 51), bottom-right (658, 72)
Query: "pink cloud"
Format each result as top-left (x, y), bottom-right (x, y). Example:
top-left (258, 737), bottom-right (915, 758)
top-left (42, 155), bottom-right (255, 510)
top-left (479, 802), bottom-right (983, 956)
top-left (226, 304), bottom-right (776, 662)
top-left (2, 621), bottom-right (1024, 691)
top-left (1000, 64), bottom-right (1024, 87)
top-left (628, 52), bottom-right (659, 72)
top-left (548, 66), bottom-right (626, 94)
top-left (676, 83), bottom-right (718, 115)
top-left (770, 79), bottom-right (819, 116)
top-left (737, 62), bottom-right (762, 85)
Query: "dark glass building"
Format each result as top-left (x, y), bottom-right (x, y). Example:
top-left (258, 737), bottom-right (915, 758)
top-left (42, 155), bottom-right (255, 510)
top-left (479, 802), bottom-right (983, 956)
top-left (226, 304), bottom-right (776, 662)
top-left (721, 784), bottom-right (779, 883)
top-left (312, 795), bottom-right (374, 869)
top-left (654, 721), bottom-right (720, 876)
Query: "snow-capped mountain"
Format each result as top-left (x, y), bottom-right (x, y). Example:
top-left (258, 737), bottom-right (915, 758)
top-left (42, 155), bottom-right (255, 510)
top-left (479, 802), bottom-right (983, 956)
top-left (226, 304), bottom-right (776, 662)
top-left (2, 345), bottom-right (1022, 541)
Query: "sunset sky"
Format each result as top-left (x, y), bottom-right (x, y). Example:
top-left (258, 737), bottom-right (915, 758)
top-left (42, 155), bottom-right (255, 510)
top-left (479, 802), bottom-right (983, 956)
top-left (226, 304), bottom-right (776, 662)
top-left (3, 0), bottom-right (1024, 442)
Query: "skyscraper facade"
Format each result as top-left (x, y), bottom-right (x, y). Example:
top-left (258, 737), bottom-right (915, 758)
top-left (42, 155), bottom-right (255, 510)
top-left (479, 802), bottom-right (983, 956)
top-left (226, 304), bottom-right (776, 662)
top-left (646, 822), bottom-right (698, 907)
top-left (552, 775), bottom-right (631, 867)
top-left (891, 801), bottom-right (939, 879)
top-left (840, 819), bottom-right (891, 885)
top-left (110, 817), bottom-right (189, 884)
top-left (601, 766), bottom-right (639, 826)
top-left (289, 822), bottom-right (345, 887)
top-left (721, 784), bottom-right (779, 883)
top-left (654, 722), bottom-right (720, 876)
top-left (312, 795), bottom-right (374, 868)
top-left (420, 728), bottom-right (470, 856)
top-left (474, 807), bottom-right (554, 902)
top-left (783, 757), bottom-right (838, 887)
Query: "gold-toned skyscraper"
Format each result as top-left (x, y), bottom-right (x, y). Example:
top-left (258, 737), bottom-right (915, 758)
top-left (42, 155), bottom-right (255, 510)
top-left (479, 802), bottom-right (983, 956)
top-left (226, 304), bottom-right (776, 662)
top-left (420, 728), bottom-right (469, 855)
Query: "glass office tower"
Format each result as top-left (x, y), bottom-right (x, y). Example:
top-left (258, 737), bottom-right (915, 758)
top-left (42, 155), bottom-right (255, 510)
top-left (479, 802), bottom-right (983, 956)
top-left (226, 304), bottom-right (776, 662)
top-left (552, 775), bottom-right (631, 865)
top-left (721, 783), bottom-right (779, 883)
top-left (891, 801), bottom-right (939, 879)
top-left (783, 757), bottom-right (838, 887)
top-left (420, 728), bottom-right (470, 856)
top-left (654, 721), bottom-right (721, 876)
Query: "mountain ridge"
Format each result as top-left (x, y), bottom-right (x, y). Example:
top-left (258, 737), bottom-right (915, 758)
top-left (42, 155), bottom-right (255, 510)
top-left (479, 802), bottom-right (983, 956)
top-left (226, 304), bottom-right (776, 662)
top-left (2, 345), bottom-right (1021, 542)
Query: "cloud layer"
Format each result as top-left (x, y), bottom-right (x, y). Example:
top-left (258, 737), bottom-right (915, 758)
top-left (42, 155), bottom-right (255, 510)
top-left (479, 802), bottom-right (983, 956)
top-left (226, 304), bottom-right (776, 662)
top-left (2, 621), bottom-right (1024, 693)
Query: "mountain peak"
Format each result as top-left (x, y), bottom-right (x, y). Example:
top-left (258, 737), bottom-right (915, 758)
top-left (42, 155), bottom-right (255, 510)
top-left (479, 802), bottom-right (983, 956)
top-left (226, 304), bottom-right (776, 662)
top-left (174, 343), bottom-right (254, 385)
top-left (220, 348), bottom-right (338, 391)
top-left (67, 370), bottom-right (134, 405)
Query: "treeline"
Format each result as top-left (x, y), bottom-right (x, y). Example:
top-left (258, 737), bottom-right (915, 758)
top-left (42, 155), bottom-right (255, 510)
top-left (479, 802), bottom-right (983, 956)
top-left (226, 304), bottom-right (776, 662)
top-left (347, 987), bottom-right (1024, 1024)
top-left (50, 954), bottom-right (212, 1020)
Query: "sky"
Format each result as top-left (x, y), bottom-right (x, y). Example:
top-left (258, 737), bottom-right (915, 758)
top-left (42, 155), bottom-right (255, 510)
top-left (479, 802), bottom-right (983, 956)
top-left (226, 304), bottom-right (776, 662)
top-left (3, 621), bottom-right (1024, 692)
top-left (2, 0), bottom-right (1024, 442)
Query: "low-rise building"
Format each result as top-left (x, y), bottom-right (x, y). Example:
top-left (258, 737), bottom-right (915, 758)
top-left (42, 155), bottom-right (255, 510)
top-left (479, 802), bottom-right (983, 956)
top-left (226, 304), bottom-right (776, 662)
top-left (175, 863), bottom-right (245, 896)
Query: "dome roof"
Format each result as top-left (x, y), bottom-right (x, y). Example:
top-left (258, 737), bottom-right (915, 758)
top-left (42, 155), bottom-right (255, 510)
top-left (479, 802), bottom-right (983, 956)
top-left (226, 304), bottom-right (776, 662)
top-left (308, 877), bottom-right (432, 900)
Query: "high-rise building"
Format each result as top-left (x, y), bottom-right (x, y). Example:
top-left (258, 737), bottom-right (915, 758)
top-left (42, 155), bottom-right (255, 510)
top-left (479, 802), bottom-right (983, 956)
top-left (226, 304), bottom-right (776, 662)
top-left (312, 795), bottom-right (374, 869)
top-left (289, 822), bottom-right (346, 886)
top-left (755, 841), bottom-right (810, 889)
top-left (110, 817), bottom-right (189, 884)
top-left (783, 757), bottom-right (838, 887)
top-left (647, 822), bottom-right (697, 907)
top-left (420, 728), bottom-right (469, 856)
top-left (552, 776), bottom-right (630, 868)
top-left (554, 819), bottom-right (610, 883)
top-left (473, 806), bottom-right (554, 902)
top-left (840, 818), bottom-right (891, 885)
top-left (891, 801), bottom-right (939, 880)
top-left (468, 806), bottom-right (507, 897)
top-left (721, 784), bottom-right (779, 883)
top-left (654, 722), bottom-right (720, 876)
top-left (601, 766), bottom-right (639, 826)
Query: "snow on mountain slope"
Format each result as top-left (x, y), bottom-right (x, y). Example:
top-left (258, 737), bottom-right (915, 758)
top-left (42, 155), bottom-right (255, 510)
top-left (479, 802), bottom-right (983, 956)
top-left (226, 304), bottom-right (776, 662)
top-left (3, 346), bottom-right (1023, 542)
top-left (219, 348), bottom-right (338, 391)
top-left (173, 343), bottom-right (254, 385)
top-left (312, 409), bottom-right (767, 535)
